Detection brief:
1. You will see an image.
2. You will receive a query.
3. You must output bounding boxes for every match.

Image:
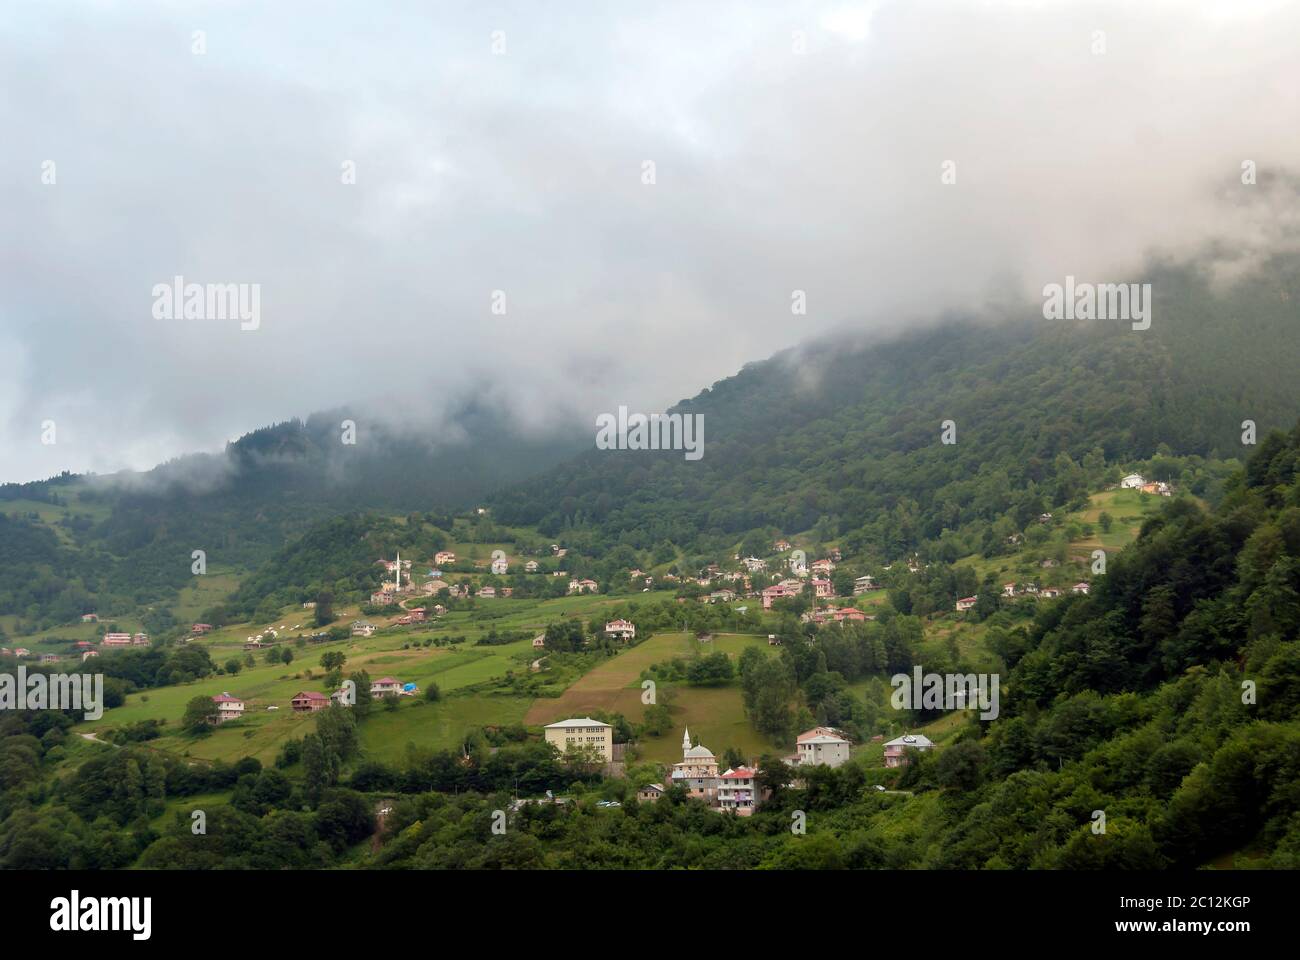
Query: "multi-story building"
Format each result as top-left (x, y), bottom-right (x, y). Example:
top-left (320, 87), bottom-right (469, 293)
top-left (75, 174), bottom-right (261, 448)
top-left (604, 619), bottom-right (636, 641)
top-left (544, 717), bottom-right (613, 762)
top-left (291, 691), bottom-right (331, 713)
top-left (370, 677), bottom-right (403, 699)
top-left (717, 767), bottom-right (760, 815)
top-left (762, 580), bottom-right (802, 609)
top-left (211, 693), bottom-right (244, 724)
top-left (795, 726), bottom-right (852, 768)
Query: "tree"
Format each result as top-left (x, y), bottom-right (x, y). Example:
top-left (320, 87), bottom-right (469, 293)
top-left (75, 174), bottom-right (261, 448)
top-left (182, 696), bottom-right (217, 734)
top-left (934, 740), bottom-right (986, 792)
top-left (543, 619), bottom-right (585, 653)
top-left (743, 654), bottom-right (795, 741)
top-left (301, 734), bottom-right (338, 802)
top-left (316, 705), bottom-right (359, 763)
top-left (686, 651), bottom-right (734, 685)
top-left (640, 702), bottom-right (672, 737)
top-left (314, 591), bottom-right (336, 627)
top-left (280, 646), bottom-right (294, 665)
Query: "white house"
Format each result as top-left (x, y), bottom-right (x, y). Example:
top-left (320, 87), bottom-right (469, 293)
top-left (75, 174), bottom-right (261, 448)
top-left (795, 726), bottom-right (852, 768)
top-left (1072, 582), bottom-right (1091, 595)
top-left (351, 620), bottom-right (376, 637)
top-left (604, 619), bottom-right (636, 641)
top-left (370, 677), bottom-right (403, 698)
top-left (716, 767), bottom-right (760, 815)
top-left (1120, 473), bottom-right (1146, 489)
top-left (211, 693), bottom-right (244, 724)
top-left (883, 733), bottom-right (934, 767)
top-left (491, 556), bottom-right (509, 575)
top-left (955, 596), bottom-right (978, 612)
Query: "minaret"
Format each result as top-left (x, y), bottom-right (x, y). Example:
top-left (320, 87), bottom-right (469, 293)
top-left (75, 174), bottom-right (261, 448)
top-left (682, 727), bottom-right (691, 753)
top-left (395, 551), bottom-right (401, 591)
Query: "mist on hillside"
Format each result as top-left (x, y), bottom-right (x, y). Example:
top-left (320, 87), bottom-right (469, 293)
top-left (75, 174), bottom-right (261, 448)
top-left (4, 0), bottom-right (1300, 483)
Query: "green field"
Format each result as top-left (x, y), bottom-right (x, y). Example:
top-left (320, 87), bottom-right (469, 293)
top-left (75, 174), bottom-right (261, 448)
top-left (171, 571), bottom-right (242, 622)
top-left (358, 695), bottom-right (534, 763)
top-left (75, 627), bottom-right (535, 761)
top-left (525, 630), bottom-right (776, 764)
top-left (71, 591), bottom-right (638, 765)
top-left (1070, 487), bottom-right (1165, 551)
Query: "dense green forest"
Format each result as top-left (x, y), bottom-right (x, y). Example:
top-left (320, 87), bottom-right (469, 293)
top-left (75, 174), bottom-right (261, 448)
top-left (0, 404), bottom-right (585, 633)
top-left (491, 259), bottom-right (1300, 568)
top-left (3, 422), bottom-right (1300, 869)
top-left (6, 258), bottom-right (1298, 637)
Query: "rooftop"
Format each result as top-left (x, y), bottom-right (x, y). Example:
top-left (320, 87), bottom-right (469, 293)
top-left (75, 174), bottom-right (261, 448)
top-left (545, 717), bottom-right (611, 729)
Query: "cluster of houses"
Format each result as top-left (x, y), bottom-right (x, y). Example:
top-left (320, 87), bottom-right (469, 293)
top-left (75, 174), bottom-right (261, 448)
top-left (957, 580), bottom-right (1091, 611)
top-left (636, 726), bottom-right (860, 815)
top-left (366, 549), bottom-right (585, 607)
top-left (2, 642), bottom-right (102, 664)
top-left (204, 674), bottom-right (416, 725)
top-left (801, 606), bottom-right (871, 625)
top-left (672, 725), bottom-right (860, 813)
top-left (100, 631), bottom-right (150, 648)
top-left (1120, 473), bottom-right (1172, 496)
top-left (530, 620), bottom-right (639, 653)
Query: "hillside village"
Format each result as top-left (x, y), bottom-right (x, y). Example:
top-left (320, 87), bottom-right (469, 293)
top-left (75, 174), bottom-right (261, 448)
top-left (4, 471), bottom-right (1179, 780)
top-left (5, 436), bottom-right (1296, 873)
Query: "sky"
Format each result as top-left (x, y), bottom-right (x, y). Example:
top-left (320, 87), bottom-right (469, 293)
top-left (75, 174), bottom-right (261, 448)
top-left (3, 0), bottom-right (1300, 483)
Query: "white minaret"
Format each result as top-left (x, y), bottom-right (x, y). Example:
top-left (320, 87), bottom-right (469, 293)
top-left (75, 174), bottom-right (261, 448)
top-left (395, 551), bottom-right (401, 591)
top-left (682, 727), bottom-right (691, 752)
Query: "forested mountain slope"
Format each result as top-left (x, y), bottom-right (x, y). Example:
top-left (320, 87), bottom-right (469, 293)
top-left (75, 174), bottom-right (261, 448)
top-left (0, 403), bottom-right (586, 632)
top-left (491, 257), bottom-right (1300, 563)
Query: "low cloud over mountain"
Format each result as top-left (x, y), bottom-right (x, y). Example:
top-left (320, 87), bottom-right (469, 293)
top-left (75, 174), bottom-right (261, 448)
top-left (4, 0), bottom-right (1300, 482)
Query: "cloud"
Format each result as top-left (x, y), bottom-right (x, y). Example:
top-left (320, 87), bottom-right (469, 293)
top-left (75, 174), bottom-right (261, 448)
top-left (3, 0), bottom-right (1300, 482)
